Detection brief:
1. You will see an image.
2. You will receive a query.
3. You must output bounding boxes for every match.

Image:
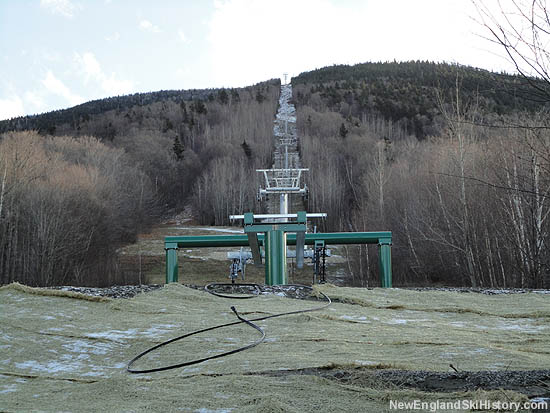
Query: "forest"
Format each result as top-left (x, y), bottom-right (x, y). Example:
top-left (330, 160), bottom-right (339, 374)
top-left (0, 81), bottom-right (279, 286)
top-left (295, 62), bottom-right (550, 289)
top-left (2, 55), bottom-right (550, 289)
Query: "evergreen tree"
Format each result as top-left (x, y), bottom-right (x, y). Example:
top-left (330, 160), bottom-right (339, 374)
top-left (241, 140), bottom-right (252, 159)
top-left (192, 100), bottom-right (207, 114)
top-left (231, 89), bottom-right (241, 103)
top-left (173, 136), bottom-right (185, 160)
top-left (339, 122), bottom-right (348, 139)
top-left (255, 91), bottom-right (265, 103)
top-left (218, 89), bottom-right (229, 104)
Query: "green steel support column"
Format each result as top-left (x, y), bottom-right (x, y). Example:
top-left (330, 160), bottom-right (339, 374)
top-left (265, 230), bottom-right (287, 285)
top-left (378, 240), bottom-right (392, 288)
top-left (165, 243), bottom-right (179, 283)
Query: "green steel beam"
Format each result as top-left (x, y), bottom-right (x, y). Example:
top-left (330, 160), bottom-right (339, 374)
top-left (165, 231), bottom-right (392, 248)
top-left (165, 235), bottom-right (254, 248)
top-left (165, 231), bottom-right (392, 287)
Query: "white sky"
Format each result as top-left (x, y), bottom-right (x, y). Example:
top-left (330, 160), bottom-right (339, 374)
top-left (0, 0), bottom-right (515, 121)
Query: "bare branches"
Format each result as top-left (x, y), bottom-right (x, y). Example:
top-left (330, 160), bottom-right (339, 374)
top-left (473, 0), bottom-right (550, 101)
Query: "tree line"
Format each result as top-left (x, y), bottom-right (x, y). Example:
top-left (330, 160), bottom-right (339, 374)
top-left (297, 73), bottom-right (550, 288)
top-left (292, 61), bottom-right (548, 139)
top-left (0, 80), bottom-right (280, 286)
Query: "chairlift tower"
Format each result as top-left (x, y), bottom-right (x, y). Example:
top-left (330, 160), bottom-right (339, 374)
top-left (163, 81), bottom-right (393, 288)
top-left (257, 167), bottom-right (309, 219)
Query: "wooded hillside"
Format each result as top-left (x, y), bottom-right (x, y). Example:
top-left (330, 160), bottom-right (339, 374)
top-left (293, 61), bottom-right (546, 138)
top-left (0, 80), bottom-right (280, 286)
top-left (3, 59), bottom-right (550, 289)
top-left (294, 61), bottom-right (550, 289)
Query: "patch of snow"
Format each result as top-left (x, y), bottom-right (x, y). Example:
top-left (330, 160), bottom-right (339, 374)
top-left (496, 321), bottom-right (545, 333)
top-left (0, 384), bottom-right (18, 394)
top-left (140, 324), bottom-right (179, 337)
top-left (62, 339), bottom-right (112, 356)
top-left (15, 359), bottom-right (82, 373)
top-left (195, 227), bottom-right (244, 234)
top-left (86, 329), bottom-right (139, 342)
top-left (82, 371), bottom-right (107, 377)
top-left (387, 319), bottom-right (408, 325)
top-left (183, 367), bottom-right (201, 374)
top-left (171, 227), bottom-right (243, 234)
top-left (468, 348), bottom-right (490, 355)
top-left (354, 360), bottom-right (381, 366)
top-left (183, 255), bottom-right (207, 261)
top-left (340, 315), bottom-right (369, 323)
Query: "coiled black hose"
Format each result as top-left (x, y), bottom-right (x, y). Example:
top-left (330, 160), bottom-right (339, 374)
top-left (127, 284), bottom-right (331, 374)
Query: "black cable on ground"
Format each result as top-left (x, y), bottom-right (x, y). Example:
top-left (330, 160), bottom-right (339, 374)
top-left (204, 282), bottom-right (261, 299)
top-left (127, 284), bottom-right (331, 374)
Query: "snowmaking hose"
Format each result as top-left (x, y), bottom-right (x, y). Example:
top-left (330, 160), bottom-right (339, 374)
top-left (127, 284), bottom-right (331, 374)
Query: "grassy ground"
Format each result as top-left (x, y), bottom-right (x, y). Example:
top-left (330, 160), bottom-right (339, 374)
top-left (1, 283), bottom-right (549, 412)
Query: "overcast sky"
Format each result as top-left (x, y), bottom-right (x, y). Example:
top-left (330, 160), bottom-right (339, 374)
top-left (0, 0), bottom-right (514, 121)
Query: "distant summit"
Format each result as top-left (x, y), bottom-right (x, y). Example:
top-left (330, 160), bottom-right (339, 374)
top-left (292, 61), bottom-right (546, 138)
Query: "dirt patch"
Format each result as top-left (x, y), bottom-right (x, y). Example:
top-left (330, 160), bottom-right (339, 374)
top-left (254, 366), bottom-right (550, 398)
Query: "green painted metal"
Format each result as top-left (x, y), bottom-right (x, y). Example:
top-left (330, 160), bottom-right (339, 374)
top-left (243, 220), bottom-right (301, 285)
top-left (265, 230), bottom-right (287, 285)
top-left (379, 243), bottom-right (392, 288)
top-left (165, 235), bottom-right (253, 248)
top-left (164, 231), bottom-right (392, 287)
top-left (165, 232), bottom-right (392, 248)
top-left (165, 247), bottom-right (178, 283)
top-left (244, 212), bottom-right (254, 225)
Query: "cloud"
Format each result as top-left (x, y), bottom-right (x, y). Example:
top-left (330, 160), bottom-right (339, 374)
top-left (24, 91), bottom-right (46, 111)
top-left (207, 0), bottom-right (372, 86)
top-left (74, 52), bottom-right (134, 96)
top-left (178, 29), bottom-right (189, 43)
top-left (139, 19), bottom-right (161, 33)
top-left (0, 95), bottom-right (25, 121)
top-left (42, 70), bottom-right (83, 106)
top-left (40, 0), bottom-right (79, 18)
top-left (207, 0), bottom-right (507, 87)
top-left (75, 52), bottom-right (102, 83)
top-left (105, 31), bottom-right (120, 42)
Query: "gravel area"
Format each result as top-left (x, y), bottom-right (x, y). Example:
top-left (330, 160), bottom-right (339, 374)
top-left (47, 283), bottom-right (315, 299)
top-left (189, 283), bottom-right (316, 300)
top-left (407, 287), bottom-right (550, 295)
top-left (49, 284), bottom-right (163, 298)
top-left (256, 367), bottom-right (550, 400)
top-left (47, 284), bottom-right (550, 299)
